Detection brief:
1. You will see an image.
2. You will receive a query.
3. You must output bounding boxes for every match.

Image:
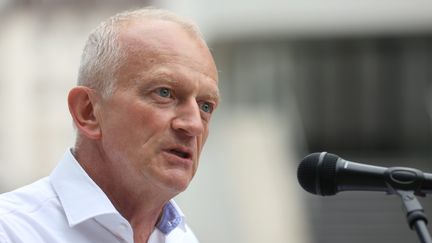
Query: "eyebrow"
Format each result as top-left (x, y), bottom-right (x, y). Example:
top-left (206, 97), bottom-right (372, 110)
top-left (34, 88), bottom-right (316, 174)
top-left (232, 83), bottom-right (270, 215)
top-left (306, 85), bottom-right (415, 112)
top-left (200, 90), bottom-right (220, 105)
top-left (137, 70), bottom-right (220, 103)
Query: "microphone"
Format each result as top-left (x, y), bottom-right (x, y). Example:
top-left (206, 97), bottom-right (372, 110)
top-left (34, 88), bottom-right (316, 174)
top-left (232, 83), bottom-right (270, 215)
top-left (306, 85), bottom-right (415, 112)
top-left (297, 152), bottom-right (432, 196)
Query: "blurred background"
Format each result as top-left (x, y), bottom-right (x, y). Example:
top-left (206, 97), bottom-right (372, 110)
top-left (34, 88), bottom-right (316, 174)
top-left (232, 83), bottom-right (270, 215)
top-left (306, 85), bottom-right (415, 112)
top-left (1, 0), bottom-right (432, 242)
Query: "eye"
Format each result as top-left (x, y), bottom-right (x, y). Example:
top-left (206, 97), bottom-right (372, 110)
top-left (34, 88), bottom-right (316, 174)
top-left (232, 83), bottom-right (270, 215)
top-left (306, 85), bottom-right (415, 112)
top-left (199, 102), bottom-right (214, 113)
top-left (156, 87), bottom-right (172, 98)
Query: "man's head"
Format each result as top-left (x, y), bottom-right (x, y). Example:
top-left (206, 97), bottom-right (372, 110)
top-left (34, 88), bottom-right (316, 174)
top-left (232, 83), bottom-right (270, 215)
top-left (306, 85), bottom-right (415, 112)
top-left (77, 8), bottom-right (206, 97)
top-left (68, 8), bottom-right (219, 198)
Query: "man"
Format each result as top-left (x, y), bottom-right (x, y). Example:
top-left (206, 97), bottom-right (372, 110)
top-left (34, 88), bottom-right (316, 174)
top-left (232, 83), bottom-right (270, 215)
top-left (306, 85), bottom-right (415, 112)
top-left (0, 8), bottom-right (219, 243)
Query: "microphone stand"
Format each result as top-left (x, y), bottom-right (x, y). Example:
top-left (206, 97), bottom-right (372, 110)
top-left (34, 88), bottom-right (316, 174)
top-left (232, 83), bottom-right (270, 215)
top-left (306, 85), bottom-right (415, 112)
top-left (395, 190), bottom-right (432, 243)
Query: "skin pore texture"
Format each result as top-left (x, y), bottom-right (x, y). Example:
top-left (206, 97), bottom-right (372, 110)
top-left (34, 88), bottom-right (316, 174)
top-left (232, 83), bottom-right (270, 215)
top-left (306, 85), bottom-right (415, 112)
top-left (67, 18), bottom-right (219, 243)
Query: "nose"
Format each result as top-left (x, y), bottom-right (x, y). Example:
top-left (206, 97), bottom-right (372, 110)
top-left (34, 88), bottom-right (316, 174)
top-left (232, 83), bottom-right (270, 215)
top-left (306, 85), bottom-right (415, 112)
top-left (171, 99), bottom-right (204, 137)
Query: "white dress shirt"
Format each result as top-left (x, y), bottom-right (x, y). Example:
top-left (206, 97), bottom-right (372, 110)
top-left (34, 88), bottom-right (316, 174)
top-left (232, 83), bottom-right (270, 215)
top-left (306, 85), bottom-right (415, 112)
top-left (0, 149), bottom-right (199, 243)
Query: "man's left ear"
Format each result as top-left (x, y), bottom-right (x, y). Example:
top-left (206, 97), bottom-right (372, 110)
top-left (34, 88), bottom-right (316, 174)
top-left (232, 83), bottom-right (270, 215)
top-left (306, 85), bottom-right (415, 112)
top-left (67, 86), bottom-right (102, 140)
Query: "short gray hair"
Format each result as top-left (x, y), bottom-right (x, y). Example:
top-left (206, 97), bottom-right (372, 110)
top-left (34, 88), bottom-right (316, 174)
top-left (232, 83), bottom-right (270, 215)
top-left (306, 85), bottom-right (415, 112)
top-left (77, 7), bottom-right (203, 97)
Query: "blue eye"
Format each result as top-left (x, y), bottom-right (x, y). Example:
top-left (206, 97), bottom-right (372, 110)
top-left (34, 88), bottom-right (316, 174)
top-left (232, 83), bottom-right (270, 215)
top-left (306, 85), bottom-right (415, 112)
top-left (200, 102), bottom-right (214, 113)
top-left (157, 87), bottom-right (171, 98)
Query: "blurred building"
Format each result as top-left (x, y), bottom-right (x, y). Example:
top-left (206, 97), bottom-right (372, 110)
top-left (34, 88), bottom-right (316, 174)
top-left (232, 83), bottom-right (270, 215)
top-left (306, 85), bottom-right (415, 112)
top-left (2, 1), bottom-right (432, 243)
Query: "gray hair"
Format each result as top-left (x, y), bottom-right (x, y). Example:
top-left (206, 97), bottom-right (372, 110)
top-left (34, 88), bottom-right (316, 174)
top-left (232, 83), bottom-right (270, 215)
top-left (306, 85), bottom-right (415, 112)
top-left (77, 7), bottom-right (203, 97)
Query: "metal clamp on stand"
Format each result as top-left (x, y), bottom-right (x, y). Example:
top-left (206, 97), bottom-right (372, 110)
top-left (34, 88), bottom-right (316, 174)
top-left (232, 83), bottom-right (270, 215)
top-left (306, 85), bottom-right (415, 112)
top-left (395, 190), bottom-right (432, 243)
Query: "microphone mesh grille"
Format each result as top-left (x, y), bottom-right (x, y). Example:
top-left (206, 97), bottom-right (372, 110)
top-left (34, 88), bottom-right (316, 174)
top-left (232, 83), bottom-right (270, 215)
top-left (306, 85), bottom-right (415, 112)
top-left (297, 153), bottom-right (321, 194)
top-left (297, 152), bottom-right (339, 196)
top-left (319, 153), bottom-right (338, 195)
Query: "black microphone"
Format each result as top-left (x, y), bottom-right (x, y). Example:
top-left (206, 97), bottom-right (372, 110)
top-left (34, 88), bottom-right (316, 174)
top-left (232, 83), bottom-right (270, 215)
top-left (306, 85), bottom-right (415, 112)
top-left (297, 152), bottom-right (432, 196)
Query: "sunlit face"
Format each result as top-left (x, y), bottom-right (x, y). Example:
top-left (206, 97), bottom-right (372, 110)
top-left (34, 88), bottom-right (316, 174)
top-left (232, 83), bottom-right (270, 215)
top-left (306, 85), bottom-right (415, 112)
top-left (94, 19), bottom-right (219, 194)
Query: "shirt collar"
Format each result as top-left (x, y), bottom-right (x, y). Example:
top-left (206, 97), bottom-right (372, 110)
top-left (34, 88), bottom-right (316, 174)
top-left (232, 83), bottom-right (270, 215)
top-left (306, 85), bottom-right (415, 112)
top-left (49, 148), bottom-right (119, 227)
top-left (157, 200), bottom-right (186, 234)
top-left (50, 149), bottom-right (188, 235)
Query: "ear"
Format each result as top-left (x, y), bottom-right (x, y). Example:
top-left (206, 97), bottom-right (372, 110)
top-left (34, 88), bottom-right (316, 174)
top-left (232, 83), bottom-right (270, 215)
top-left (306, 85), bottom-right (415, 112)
top-left (68, 86), bottom-right (102, 140)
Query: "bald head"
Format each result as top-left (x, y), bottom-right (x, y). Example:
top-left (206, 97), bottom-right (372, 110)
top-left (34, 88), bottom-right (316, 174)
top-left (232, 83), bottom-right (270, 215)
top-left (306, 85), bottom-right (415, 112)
top-left (77, 8), bottom-right (210, 97)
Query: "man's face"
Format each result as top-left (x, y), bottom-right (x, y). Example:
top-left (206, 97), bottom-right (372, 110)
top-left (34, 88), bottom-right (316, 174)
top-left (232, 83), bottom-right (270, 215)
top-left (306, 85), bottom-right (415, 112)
top-left (94, 19), bottom-right (219, 194)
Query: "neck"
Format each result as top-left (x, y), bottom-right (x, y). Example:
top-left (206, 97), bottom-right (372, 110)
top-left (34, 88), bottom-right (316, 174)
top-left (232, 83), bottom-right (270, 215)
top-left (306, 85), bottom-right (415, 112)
top-left (72, 139), bottom-right (176, 242)
top-left (104, 187), bottom-right (167, 242)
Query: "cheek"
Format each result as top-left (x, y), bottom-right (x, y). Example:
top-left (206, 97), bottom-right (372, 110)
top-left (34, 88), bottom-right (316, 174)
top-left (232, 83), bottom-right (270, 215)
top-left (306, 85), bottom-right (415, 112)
top-left (196, 127), bottom-right (210, 155)
top-left (130, 107), bottom-right (174, 146)
top-left (141, 110), bottom-right (175, 142)
top-left (201, 126), bottom-right (210, 144)
top-left (127, 102), bottom-right (173, 129)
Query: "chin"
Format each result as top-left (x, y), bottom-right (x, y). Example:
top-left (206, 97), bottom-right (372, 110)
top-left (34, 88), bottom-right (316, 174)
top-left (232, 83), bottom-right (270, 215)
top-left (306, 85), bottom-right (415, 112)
top-left (164, 173), bottom-right (193, 193)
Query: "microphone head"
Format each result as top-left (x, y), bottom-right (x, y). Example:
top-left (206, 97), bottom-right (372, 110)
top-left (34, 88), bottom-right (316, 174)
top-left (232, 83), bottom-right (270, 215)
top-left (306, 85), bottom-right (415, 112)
top-left (297, 152), bottom-right (340, 196)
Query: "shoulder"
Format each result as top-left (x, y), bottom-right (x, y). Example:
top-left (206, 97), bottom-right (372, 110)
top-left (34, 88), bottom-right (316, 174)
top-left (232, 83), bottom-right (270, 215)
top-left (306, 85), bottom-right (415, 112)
top-left (0, 177), bottom-right (60, 242)
top-left (0, 177), bottom-right (57, 216)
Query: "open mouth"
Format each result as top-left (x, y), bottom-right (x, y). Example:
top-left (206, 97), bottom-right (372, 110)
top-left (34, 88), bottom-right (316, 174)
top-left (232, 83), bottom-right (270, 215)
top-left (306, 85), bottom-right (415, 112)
top-left (169, 149), bottom-right (191, 159)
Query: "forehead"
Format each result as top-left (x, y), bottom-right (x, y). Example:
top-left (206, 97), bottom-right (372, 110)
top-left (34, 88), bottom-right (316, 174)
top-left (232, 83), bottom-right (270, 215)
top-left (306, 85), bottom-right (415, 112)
top-left (116, 18), bottom-right (218, 82)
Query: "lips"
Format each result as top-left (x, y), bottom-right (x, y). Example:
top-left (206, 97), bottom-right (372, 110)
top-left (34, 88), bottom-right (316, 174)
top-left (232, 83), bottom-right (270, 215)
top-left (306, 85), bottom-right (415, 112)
top-left (165, 146), bottom-right (193, 160)
top-left (169, 149), bottom-right (191, 159)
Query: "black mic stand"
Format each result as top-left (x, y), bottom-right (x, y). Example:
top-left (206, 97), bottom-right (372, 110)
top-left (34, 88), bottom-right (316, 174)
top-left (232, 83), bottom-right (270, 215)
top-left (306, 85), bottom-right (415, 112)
top-left (395, 190), bottom-right (432, 243)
